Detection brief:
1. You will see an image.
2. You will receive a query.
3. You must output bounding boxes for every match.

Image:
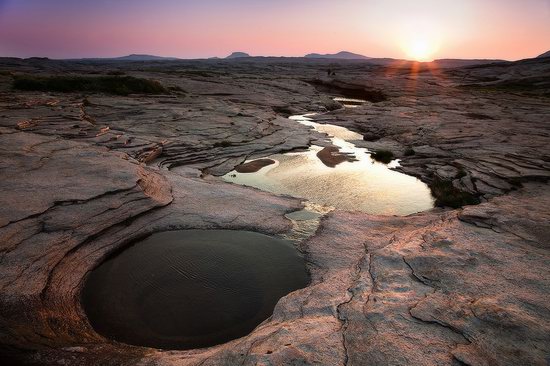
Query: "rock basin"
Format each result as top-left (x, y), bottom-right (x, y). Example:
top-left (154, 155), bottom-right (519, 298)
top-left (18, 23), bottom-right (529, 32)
top-left (82, 230), bottom-right (309, 350)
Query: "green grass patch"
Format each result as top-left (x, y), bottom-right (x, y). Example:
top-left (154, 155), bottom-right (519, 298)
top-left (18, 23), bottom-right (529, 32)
top-left (430, 177), bottom-right (480, 208)
top-left (404, 147), bottom-right (416, 156)
top-left (371, 150), bottom-right (394, 164)
top-left (13, 74), bottom-right (169, 95)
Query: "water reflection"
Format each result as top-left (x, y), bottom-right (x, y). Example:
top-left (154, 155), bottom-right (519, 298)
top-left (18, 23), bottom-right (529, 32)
top-left (333, 97), bottom-right (368, 108)
top-left (82, 230), bottom-right (309, 350)
top-left (281, 202), bottom-right (334, 244)
top-left (224, 114), bottom-right (434, 216)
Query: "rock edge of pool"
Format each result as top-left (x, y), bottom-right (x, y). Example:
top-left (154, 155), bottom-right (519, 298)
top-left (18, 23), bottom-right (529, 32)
top-left (81, 230), bottom-right (310, 350)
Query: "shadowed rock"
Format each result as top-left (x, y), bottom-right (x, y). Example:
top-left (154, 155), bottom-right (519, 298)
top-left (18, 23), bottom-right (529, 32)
top-left (308, 78), bottom-right (387, 103)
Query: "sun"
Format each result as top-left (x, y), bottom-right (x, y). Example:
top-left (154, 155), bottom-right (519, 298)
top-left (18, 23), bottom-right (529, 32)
top-left (403, 37), bottom-right (438, 62)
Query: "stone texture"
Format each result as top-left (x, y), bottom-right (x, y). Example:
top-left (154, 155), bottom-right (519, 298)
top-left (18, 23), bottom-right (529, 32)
top-left (0, 56), bottom-right (549, 365)
top-left (309, 59), bottom-right (550, 201)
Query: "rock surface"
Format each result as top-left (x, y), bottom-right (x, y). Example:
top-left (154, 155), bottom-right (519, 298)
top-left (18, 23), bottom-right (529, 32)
top-left (0, 56), bottom-right (549, 365)
top-left (310, 58), bottom-right (550, 200)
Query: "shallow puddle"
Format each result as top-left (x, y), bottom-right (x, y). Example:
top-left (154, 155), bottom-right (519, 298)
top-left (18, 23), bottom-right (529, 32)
top-left (224, 114), bottom-right (434, 216)
top-left (82, 230), bottom-right (309, 350)
top-left (333, 97), bottom-right (368, 108)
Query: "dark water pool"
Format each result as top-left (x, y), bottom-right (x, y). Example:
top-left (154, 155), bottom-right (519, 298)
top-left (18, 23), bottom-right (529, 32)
top-left (82, 230), bottom-right (309, 350)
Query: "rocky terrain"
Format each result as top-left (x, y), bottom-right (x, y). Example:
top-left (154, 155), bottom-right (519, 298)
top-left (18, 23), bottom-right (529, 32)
top-left (0, 56), bottom-right (549, 365)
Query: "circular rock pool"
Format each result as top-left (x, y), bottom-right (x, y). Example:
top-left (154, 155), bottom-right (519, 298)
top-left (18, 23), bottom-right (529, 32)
top-left (82, 230), bottom-right (309, 350)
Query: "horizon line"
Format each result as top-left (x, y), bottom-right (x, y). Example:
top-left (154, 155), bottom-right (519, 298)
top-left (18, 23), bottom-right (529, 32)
top-left (3, 52), bottom-right (544, 63)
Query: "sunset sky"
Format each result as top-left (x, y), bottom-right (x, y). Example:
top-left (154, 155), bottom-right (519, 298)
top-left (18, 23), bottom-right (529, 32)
top-left (1, 0), bottom-right (549, 60)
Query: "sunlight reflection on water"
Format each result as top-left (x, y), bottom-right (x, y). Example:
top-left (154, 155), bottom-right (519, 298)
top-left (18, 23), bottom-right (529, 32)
top-left (223, 113), bottom-right (434, 217)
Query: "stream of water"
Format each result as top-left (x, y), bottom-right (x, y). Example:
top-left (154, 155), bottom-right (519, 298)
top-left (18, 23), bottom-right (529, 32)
top-left (223, 106), bottom-right (434, 243)
top-left (223, 113), bottom-right (434, 217)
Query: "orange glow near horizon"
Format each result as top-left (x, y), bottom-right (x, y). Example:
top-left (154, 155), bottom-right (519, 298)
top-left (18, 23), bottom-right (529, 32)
top-left (402, 37), bottom-right (439, 62)
top-left (0, 0), bottom-right (549, 60)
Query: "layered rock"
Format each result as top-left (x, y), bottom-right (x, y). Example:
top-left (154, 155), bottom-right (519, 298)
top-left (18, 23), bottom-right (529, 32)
top-left (310, 58), bottom-right (550, 200)
top-left (0, 57), bottom-right (548, 365)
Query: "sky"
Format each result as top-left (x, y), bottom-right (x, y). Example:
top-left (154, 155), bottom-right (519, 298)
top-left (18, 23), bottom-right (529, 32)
top-left (0, 0), bottom-right (549, 60)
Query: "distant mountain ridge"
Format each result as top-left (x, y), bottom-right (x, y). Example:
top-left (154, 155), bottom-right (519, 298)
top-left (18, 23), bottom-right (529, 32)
top-left (71, 54), bottom-right (180, 61)
top-left (113, 54), bottom-right (179, 61)
top-left (226, 52), bottom-right (251, 59)
top-left (16, 51), bottom-right (542, 64)
top-left (305, 51), bottom-right (370, 60)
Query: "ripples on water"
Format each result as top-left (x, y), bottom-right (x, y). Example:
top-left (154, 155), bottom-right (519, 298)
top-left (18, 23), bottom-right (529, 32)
top-left (82, 230), bottom-right (309, 350)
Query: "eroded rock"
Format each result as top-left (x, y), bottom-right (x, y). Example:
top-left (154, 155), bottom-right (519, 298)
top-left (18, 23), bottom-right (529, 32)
top-left (0, 57), bottom-right (549, 365)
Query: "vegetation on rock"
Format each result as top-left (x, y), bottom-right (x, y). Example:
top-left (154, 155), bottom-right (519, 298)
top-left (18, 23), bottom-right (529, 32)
top-left (430, 177), bottom-right (480, 208)
top-left (404, 147), bottom-right (416, 156)
top-left (371, 149), bottom-right (394, 164)
top-left (13, 74), bottom-right (168, 95)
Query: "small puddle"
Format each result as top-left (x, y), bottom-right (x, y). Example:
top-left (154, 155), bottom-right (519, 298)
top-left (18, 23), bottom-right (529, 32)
top-left (333, 97), bottom-right (368, 108)
top-left (224, 112), bottom-right (434, 217)
top-left (281, 201), bottom-right (334, 244)
top-left (82, 230), bottom-right (309, 350)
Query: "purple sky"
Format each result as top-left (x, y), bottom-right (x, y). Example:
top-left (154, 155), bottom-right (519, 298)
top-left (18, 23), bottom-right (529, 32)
top-left (1, 0), bottom-right (549, 60)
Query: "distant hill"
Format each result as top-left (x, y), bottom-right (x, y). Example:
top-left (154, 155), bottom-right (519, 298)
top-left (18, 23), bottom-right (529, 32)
top-left (537, 50), bottom-right (550, 58)
top-left (72, 54), bottom-right (180, 61)
top-left (113, 54), bottom-right (179, 61)
top-left (226, 52), bottom-right (251, 59)
top-left (305, 51), bottom-right (370, 60)
top-left (25, 57), bottom-right (50, 61)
